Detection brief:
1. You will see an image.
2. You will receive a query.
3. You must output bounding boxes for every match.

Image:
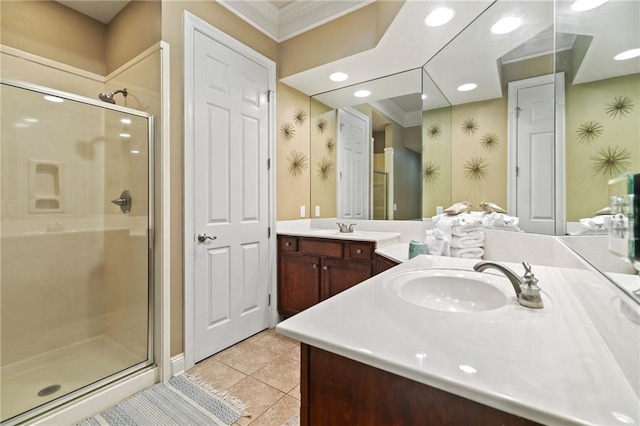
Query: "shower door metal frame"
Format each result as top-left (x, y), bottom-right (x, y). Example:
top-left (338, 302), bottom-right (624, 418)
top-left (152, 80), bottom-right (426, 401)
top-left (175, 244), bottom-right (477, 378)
top-left (0, 78), bottom-right (156, 426)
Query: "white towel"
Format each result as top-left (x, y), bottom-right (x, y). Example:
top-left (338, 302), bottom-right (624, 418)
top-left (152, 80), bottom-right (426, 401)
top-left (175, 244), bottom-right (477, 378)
top-left (451, 233), bottom-right (484, 248)
top-left (481, 212), bottom-right (523, 232)
top-left (450, 247), bottom-right (484, 259)
top-left (425, 229), bottom-right (450, 256)
top-left (433, 213), bottom-right (483, 239)
top-left (576, 215), bottom-right (611, 235)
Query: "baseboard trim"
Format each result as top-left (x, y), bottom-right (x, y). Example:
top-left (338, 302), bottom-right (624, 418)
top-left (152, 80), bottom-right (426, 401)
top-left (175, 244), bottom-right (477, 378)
top-left (171, 353), bottom-right (186, 377)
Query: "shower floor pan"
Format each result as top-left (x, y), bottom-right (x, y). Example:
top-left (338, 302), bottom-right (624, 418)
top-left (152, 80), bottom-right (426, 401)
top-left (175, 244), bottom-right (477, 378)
top-left (1, 335), bottom-right (142, 423)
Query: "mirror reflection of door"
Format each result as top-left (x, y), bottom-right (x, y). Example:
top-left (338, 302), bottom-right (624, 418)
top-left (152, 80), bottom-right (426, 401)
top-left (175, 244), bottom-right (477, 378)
top-left (508, 74), bottom-right (566, 235)
top-left (337, 108), bottom-right (370, 220)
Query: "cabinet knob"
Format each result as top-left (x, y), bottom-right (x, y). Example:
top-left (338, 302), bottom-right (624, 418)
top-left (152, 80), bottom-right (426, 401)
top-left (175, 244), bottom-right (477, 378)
top-left (356, 249), bottom-right (362, 254)
top-left (285, 242), bottom-right (291, 247)
top-left (323, 266), bottom-right (328, 271)
top-left (312, 264), bottom-right (317, 269)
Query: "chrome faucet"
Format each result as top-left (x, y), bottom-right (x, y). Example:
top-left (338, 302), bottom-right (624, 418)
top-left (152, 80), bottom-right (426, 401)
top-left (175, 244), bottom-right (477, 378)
top-left (473, 261), bottom-right (544, 309)
top-left (336, 222), bottom-right (356, 233)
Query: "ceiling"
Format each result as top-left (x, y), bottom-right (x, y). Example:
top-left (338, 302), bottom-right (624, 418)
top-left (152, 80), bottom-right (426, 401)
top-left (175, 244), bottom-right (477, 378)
top-left (58, 0), bottom-right (639, 108)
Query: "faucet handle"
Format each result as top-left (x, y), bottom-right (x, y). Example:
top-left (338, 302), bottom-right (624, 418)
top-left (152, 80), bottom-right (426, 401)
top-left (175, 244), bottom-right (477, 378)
top-left (348, 223), bottom-right (357, 232)
top-left (521, 261), bottom-right (539, 287)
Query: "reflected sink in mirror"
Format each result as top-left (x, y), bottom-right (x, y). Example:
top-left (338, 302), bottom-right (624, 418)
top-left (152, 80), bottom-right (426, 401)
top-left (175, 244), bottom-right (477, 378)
top-left (384, 269), bottom-right (512, 313)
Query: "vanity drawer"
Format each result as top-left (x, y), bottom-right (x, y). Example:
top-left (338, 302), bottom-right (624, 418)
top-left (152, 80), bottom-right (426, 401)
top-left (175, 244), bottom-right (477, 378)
top-left (300, 239), bottom-right (344, 258)
top-left (349, 242), bottom-right (373, 261)
top-left (280, 236), bottom-right (299, 252)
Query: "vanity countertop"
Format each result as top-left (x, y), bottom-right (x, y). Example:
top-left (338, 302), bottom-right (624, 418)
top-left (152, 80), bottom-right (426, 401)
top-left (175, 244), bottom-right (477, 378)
top-left (276, 255), bottom-right (639, 425)
top-left (276, 228), bottom-right (401, 246)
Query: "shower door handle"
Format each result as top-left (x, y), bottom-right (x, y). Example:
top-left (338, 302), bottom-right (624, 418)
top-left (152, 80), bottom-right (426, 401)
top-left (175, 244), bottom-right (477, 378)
top-left (197, 233), bottom-right (217, 243)
top-left (111, 190), bottom-right (131, 214)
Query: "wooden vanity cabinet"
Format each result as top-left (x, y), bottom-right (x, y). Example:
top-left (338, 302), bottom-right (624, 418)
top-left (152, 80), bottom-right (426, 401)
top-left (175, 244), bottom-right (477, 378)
top-left (278, 235), bottom-right (378, 317)
top-left (300, 344), bottom-right (541, 426)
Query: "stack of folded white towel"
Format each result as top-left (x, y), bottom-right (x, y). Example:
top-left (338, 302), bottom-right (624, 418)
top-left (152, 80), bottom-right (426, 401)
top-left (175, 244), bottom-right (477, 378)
top-left (469, 212), bottom-right (523, 232)
top-left (575, 215), bottom-right (611, 235)
top-left (432, 213), bottom-right (485, 259)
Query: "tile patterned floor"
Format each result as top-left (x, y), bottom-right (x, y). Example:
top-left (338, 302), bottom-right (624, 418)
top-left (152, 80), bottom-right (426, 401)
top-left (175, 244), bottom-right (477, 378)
top-left (188, 328), bottom-right (301, 426)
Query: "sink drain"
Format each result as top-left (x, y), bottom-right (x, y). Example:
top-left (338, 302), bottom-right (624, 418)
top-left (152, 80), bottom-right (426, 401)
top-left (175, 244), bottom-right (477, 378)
top-left (37, 384), bottom-right (61, 397)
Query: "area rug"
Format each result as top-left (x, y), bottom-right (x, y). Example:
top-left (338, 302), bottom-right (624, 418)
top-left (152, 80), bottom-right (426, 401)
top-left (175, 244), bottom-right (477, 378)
top-left (76, 374), bottom-right (246, 426)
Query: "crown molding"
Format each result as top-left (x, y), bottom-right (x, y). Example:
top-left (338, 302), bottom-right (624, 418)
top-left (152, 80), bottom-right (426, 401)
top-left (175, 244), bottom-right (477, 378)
top-left (217, 0), bottom-right (372, 42)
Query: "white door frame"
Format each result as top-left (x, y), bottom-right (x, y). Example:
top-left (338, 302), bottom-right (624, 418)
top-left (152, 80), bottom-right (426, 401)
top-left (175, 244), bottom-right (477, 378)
top-left (183, 11), bottom-right (276, 370)
top-left (507, 73), bottom-right (566, 235)
top-left (337, 107), bottom-right (371, 219)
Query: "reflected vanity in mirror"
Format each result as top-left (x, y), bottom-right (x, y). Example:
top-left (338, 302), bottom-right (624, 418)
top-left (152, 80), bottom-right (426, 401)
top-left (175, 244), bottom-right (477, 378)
top-left (308, 0), bottom-right (639, 301)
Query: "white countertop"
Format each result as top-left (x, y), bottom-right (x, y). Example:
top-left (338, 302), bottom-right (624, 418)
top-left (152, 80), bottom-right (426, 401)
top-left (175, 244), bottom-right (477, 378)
top-left (276, 255), bottom-right (640, 425)
top-left (277, 228), bottom-right (401, 246)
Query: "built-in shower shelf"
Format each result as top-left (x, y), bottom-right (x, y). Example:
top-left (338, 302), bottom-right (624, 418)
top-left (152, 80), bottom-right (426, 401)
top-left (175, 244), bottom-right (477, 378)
top-left (28, 160), bottom-right (65, 213)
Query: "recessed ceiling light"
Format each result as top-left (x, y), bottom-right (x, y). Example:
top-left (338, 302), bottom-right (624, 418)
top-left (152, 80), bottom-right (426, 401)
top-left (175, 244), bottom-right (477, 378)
top-left (421, 94), bottom-right (427, 100)
top-left (571, 0), bottom-right (608, 12)
top-left (614, 48), bottom-right (640, 60)
top-left (329, 72), bottom-right (349, 82)
top-left (354, 90), bottom-right (371, 98)
top-left (121, 117), bottom-right (132, 124)
top-left (131, 150), bottom-right (140, 154)
top-left (457, 83), bottom-right (477, 92)
top-left (424, 7), bottom-right (454, 27)
top-left (491, 17), bottom-right (522, 34)
top-left (14, 122), bottom-right (29, 128)
top-left (44, 95), bottom-right (64, 103)
top-left (119, 133), bottom-right (131, 138)
top-left (24, 117), bottom-right (38, 123)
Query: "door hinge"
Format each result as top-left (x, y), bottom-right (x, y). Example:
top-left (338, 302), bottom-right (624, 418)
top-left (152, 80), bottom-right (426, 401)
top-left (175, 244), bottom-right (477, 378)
top-left (266, 90), bottom-right (273, 103)
top-left (267, 158), bottom-right (271, 170)
top-left (516, 166), bottom-right (520, 177)
top-left (268, 227), bottom-right (271, 238)
top-left (268, 294), bottom-right (271, 306)
top-left (515, 106), bottom-right (521, 118)
top-left (339, 122), bottom-right (344, 132)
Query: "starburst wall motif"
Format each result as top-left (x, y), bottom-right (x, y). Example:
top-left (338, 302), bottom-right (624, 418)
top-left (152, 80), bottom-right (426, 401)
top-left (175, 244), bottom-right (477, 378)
top-left (325, 138), bottom-right (335, 153)
top-left (461, 118), bottom-right (479, 135)
top-left (591, 146), bottom-right (632, 177)
top-left (480, 133), bottom-right (499, 150)
top-left (463, 157), bottom-right (488, 181)
top-left (317, 157), bottom-right (335, 181)
top-left (426, 123), bottom-right (442, 140)
top-left (280, 122), bottom-right (295, 142)
top-left (316, 118), bottom-right (328, 134)
top-left (287, 150), bottom-right (308, 177)
top-left (423, 161), bottom-right (440, 183)
top-left (292, 108), bottom-right (308, 126)
top-left (575, 121), bottom-right (603, 143)
top-left (605, 96), bottom-right (634, 118)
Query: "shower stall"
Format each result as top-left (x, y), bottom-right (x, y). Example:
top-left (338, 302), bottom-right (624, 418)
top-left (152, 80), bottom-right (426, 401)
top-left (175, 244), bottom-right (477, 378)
top-left (0, 80), bottom-right (154, 424)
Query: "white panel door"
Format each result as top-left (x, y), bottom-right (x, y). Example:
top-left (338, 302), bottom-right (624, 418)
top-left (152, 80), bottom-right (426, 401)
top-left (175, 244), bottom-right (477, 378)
top-left (337, 108), bottom-right (369, 220)
top-left (516, 82), bottom-right (555, 235)
top-left (193, 30), bottom-right (269, 362)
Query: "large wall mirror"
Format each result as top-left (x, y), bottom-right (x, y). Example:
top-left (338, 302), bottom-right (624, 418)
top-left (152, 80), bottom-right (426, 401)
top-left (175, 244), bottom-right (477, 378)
top-left (310, 0), bottom-right (638, 231)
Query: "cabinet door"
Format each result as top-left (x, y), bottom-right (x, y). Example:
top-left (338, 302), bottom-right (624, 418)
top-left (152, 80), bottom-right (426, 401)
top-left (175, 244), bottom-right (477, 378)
top-left (278, 253), bottom-right (321, 317)
top-left (321, 258), bottom-right (372, 300)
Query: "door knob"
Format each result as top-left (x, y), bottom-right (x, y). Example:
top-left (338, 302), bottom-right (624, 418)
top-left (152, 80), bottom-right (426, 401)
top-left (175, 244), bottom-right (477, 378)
top-left (197, 233), bottom-right (216, 242)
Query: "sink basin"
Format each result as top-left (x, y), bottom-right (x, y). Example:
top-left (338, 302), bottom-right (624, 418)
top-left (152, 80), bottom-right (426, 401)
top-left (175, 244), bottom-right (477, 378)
top-left (384, 269), bottom-right (510, 313)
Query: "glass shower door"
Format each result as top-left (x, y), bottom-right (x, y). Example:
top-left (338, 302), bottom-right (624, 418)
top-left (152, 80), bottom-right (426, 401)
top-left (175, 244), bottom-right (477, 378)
top-left (0, 80), bottom-right (153, 424)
